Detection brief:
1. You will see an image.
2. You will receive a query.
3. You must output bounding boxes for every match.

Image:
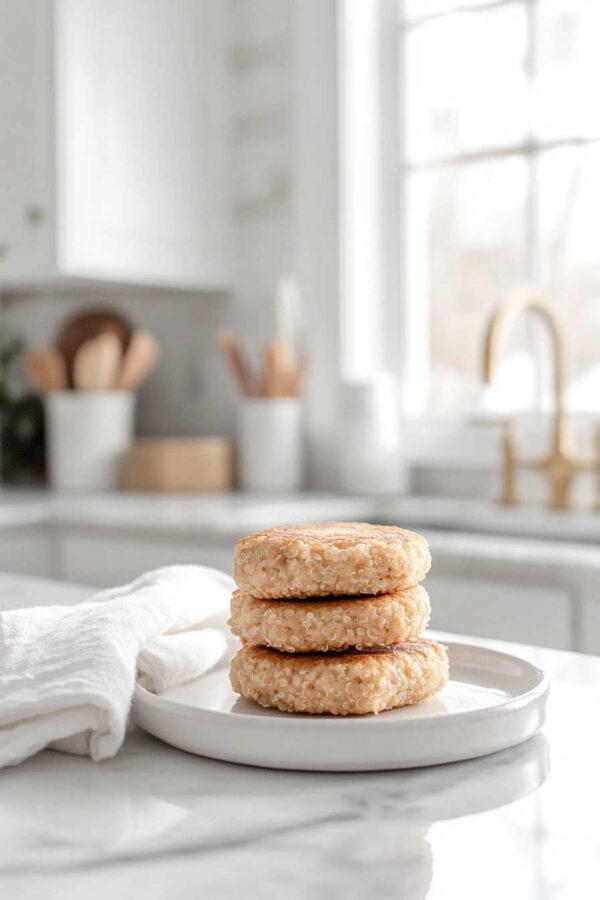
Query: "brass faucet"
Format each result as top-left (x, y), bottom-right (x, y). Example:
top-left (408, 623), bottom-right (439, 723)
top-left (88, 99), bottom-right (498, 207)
top-left (482, 291), bottom-right (590, 510)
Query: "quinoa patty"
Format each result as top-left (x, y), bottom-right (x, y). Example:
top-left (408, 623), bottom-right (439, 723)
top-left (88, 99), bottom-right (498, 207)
top-left (228, 585), bottom-right (430, 652)
top-left (229, 640), bottom-right (448, 715)
top-left (234, 522), bottom-right (431, 599)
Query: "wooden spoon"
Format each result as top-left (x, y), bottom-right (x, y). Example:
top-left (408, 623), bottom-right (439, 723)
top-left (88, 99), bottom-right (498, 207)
top-left (216, 330), bottom-right (255, 396)
top-left (56, 308), bottom-right (132, 387)
top-left (115, 331), bottom-right (160, 391)
top-left (73, 332), bottom-right (123, 391)
top-left (262, 341), bottom-right (288, 396)
top-left (26, 349), bottom-right (67, 392)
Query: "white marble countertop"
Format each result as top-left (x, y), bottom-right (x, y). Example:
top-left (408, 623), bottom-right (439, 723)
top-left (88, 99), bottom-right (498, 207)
top-left (1, 574), bottom-right (599, 900)
top-left (5, 486), bottom-right (600, 546)
top-left (0, 488), bottom-right (376, 539)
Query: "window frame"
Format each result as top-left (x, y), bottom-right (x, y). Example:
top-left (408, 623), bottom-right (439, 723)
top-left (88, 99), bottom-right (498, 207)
top-left (295, 0), bottom-right (600, 481)
top-left (394, 0), bottom-right (600, 423)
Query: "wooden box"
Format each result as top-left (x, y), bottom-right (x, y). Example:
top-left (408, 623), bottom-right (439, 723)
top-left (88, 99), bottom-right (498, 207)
top-left (121, 438), bottom-right (233, 492)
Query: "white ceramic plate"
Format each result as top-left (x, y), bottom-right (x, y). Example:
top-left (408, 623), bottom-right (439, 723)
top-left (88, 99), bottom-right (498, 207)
top-left (134, 641), bottom-right (548, 771)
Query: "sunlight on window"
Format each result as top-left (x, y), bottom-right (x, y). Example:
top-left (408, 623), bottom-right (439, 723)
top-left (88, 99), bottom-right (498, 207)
top-left (403, 0), bottom-right (493, 20)
top-left (535, 0), bottom-right (600, 141)
top-left (403, 0), bottom-right (600, 415)
top-left (538, 144), bottom-right (600, 410)
top-left (407, 156), bottom-right (529, 413)
top-left (406, 3), bottom-right (528, 162)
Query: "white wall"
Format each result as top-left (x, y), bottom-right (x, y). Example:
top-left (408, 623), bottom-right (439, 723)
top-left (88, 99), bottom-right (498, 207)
top-left (230, 0), bottom-right (294, 333)
top-left (291, 0), bottom-right (340, 486)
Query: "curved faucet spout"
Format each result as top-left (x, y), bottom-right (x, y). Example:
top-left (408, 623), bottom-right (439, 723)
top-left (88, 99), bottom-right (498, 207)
top-left (482, 291), bottom-right (567, 454)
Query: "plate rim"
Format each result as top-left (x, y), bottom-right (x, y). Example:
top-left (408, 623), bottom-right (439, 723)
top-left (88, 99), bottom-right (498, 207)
top-left (134, 640), bottom-right (549, 728)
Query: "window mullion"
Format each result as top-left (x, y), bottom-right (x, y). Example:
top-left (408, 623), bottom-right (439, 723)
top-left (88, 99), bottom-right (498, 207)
top-left (403, 0), bottom-right (530, 32)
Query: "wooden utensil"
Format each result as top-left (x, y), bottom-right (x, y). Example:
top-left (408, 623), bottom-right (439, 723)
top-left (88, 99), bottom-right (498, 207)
top-left (56, 308), bottom-right (132, 387)
top-left (73, 332), bottom-right (123, 391)
top-left (25, 348), bottom-right (67, 392)
top-left (115, 330), bottom-right (160, 391)
top-left (216, 330), bottom-right (256, 395)
top-left (263, 340), bottom-right (290, 396)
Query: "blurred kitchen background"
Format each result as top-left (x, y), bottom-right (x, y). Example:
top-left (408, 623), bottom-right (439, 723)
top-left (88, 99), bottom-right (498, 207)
top-left (2, 0), bottom-right (600, 654)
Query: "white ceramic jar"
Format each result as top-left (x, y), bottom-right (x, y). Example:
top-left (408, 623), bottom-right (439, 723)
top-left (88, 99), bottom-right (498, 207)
top-left (45, 391), bottom-right (135, 491)
top-left (238, 397), bottom-right (303, 493)
top-left (338, 374), bottom-right (407, 495)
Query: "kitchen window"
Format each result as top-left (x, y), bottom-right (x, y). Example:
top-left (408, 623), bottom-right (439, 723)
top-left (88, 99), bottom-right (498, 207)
top-left (339, 0), bottom-right (600, 421)
top-left (400, 0), bottom-right (600, 418)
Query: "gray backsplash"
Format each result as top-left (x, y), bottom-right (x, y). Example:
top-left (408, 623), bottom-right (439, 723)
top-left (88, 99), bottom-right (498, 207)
top-left (1, 286), bottom-right (238, 439)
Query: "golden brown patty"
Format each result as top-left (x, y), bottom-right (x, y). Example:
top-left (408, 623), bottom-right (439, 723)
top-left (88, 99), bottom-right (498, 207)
top-left (229, 640), bottom-right (448, 715)
top-left (228, 585), bottom-right (430, 652)
top-left (234, 522), bottom-right (431, 599)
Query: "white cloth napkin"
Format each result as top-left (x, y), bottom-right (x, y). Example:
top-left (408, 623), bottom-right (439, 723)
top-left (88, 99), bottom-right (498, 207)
top-left (0, 565), bottom-right (236, 769)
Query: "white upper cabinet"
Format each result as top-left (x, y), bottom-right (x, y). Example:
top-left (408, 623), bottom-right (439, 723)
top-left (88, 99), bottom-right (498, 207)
top-left (0, 0), bottom-right (231, 290)
top-left (0, 1), bottom-right (55, 281)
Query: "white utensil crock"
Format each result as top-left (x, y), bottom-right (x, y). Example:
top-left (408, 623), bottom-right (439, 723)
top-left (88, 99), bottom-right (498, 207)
top-left (238, 398), bottom-right (303, 492)
top-left (45, 391), bottom-right (135, 491)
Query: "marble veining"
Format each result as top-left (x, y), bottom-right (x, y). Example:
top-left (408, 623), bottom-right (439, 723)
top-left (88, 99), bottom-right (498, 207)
top-left (1, 576), bottom-right (599, 899)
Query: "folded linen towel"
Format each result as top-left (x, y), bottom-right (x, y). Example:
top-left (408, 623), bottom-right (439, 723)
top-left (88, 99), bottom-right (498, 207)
top-left (0, 565), bottom-right (235, 769)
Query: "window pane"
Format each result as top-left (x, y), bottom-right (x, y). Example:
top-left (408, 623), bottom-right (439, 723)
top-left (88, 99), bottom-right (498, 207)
top-left (405, 2), bottom-right (528, 162)
top-left (537, 145), bottom-right (600, 410)
top-left (534, 0), bottom-right (600, 141)
top-left (403, 0), bottom-right (493, 21)
top-left (407, 156), bottom-right (529, 413)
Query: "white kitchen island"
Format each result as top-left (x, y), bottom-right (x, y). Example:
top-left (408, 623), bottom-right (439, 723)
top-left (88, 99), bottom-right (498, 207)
top-left (1, 574), bottom-right (599, 900)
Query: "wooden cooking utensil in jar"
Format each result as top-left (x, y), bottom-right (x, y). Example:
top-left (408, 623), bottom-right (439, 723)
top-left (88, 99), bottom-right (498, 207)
top-left (216, 277), bottom-right (305, 398)
top-left (216, 330), bottom-right (256, 396)
top-left (115, 331), bottom-right (160, 391)
top-left (55, 308), bottom-right (132, 386)
top-left (25, 348), bottom-right (67, 392)
top-left (73, 332), bottom-right (123, 391)
top-left (263, 340), bottom-right (296, 396)
top-left (217, 330), bottom-right (306, 398)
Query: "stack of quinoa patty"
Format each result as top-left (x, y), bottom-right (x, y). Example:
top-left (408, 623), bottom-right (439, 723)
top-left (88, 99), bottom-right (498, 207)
top-left (229, 522), bottom-right (448, 715)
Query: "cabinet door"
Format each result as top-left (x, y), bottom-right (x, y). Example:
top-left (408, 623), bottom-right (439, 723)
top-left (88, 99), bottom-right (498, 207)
top-left (0, 526), bottom-right (55, 579)
top-left (55, 0), bottom-right (230, 288)
top-left (0, 0), bottom-right (54, 283)
top-left (427, 574), bottom-right (572, 650)
top-left (59, 529), bottom-right (234, 588)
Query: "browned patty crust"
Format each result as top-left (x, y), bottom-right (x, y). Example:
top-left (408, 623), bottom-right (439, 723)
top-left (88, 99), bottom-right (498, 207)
top-left (229, 640), bottom-right (448, 715)
top-left (234, 522), bottom-right (431, 599)
top-left (228, 585), bottom-right (431, 652)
